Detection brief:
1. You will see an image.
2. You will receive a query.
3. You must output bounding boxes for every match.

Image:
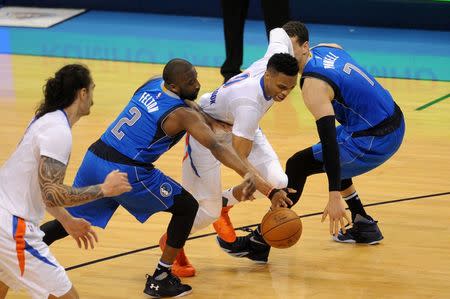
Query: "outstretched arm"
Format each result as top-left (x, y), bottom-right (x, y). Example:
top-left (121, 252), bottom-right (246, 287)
top-left (301, 77), bottom-right (351, 235)
top-left (165, 108), bottom-right (292, 207)
top-left (184, 99), bottom-right (232, 133)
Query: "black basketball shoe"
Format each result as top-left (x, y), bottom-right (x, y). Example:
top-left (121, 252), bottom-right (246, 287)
top-left (216, 227), bottom-right (271, 263)
top-left (334, 214), bottom-right (384, 245)
top-left (143, 272), bottom-right (192, 298)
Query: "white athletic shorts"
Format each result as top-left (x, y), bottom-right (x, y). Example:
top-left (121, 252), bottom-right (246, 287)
top-left (0, 207), bottom-right (72, 299)
top-left (182, 129), bottom-right (287, 209)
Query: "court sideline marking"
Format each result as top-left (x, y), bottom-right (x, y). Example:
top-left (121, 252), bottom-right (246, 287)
top-left (416, 93), bottom-right (450, 110)
top-left (66, 191), bottom-right (450, 271)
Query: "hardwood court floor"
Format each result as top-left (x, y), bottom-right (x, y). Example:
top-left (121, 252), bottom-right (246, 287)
top-left (1, 54), bottom-right (449, 299)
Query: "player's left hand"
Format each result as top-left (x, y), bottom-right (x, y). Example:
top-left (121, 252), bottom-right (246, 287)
top-left (321, 191), bottom-right (351, 236)
top-left (62, 217), bottom-right (99, 250)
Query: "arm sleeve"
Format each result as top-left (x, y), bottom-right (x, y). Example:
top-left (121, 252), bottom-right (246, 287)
top-left (231, 104), bottom-right (261, 141)
top-left (36, 125), bottom-right (72, 165)
top-left (316, 115), bottom-right (341, 191)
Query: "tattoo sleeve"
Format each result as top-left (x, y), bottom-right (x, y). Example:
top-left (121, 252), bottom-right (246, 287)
top-left (38, 156), bottom-right (104, 207)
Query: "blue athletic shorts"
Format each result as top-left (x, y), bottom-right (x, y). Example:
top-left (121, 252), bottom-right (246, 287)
top-left (312, 120), bottom-right (405, 179)
top-left (67, 151), bottom-right (182, 228)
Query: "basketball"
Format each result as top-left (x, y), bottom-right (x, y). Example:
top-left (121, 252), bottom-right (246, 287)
top-left (260, 208), bottom-right (302, 249)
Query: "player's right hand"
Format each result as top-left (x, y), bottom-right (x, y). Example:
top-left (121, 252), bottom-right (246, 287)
top-left (270, 189), bottom-right (294, 209)
top-left (61, 217), bottom-right (98, 250)
top-left (101, 170), bottom-right (132, 197)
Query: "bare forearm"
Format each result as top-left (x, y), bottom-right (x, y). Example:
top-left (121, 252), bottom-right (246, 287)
top-left (184, 100), bottom-right (216, 127)
top-left (210, 142), bottom-right (248, 177)
top-left (38, 156), bottom-right (104, 208)
top-left (46, 206), bottom-right (73, 223)
top-left (42, 184), bottom-right (104, 208)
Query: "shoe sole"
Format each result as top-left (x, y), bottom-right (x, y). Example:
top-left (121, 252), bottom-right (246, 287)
top-left (216, 237), bottom-right (269, 264)
top-left (215, 237), bottom-right (250, 258)
top-left (333, 236), bottom-right (383, 245)
top-left (144, 289), bottom-right (192, 298)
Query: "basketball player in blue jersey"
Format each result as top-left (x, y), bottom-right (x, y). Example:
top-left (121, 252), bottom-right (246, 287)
top-left (39, 59), bottom-right (292, 298)
top-left (221, 21), bottom-right (405, 261)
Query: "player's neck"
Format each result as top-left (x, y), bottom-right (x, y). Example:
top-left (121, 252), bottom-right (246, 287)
top-left (62, 106), bottom-right (80, 128)
top-left (299, 52), bottom-right (312, 74)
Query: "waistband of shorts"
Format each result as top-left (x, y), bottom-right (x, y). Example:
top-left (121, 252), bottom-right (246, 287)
top-left (88, 139), bottom-right (155, 170)
top-left (352, 103), bottom-right (403, 138)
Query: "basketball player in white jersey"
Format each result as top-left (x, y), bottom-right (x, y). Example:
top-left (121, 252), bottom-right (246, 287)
top-left (0, 64), bottom-right (131, 299)
top-left (163, 24), bottom-right (304, 276)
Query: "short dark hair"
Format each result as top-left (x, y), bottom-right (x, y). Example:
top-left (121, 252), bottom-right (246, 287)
top-left (163, 58), bottom-right (193, 84)
top-left (267, 53), bottom-right (299, 76)
top-left (282, 21), bottom-right (309, 45)
top-left (35, 64), bottom-right (92, 119)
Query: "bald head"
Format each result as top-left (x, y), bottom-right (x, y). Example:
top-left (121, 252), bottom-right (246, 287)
top-left (163, 58), bottom-right (200, 101)
top-left (163, 59), bottom-right (194, 85)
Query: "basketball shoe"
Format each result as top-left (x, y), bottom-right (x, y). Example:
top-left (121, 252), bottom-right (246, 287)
top-left (212, 206), bottom-right (236, 242)
top-left (216, 226), bottom-right (271, 263)
top-left (159, 233), bottom-right (196, 277)
top-left (334, 214), bottom-right (384, 244)
top-left (144, 273), bottom-right (192, 298)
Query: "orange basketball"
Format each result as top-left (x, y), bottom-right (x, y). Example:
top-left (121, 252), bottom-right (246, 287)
top-left (260, 208), bottom-right (302, 249)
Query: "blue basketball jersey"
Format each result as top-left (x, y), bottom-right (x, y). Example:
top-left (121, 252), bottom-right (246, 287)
top-left (301, 46), bottom-right (395, 132)
top-left (101, 77), bottom-right (188, 163)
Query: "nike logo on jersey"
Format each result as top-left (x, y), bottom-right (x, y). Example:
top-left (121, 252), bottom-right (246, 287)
top-left (138, 92), bottom-right (159, 113)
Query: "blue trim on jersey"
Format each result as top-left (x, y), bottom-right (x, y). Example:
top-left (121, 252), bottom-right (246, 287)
top-left (12, 216), bottom-right (57, 268)
top-left (259, 76), bottom-right (271, 101)
top-left (59, 109), bottom-right (71, 127)
top-left (25, 241), bottom-right (57, 268)
top-left (12, 215), bottom-right (18, 236)
top-left (223, 73), bottom-right (249, 87)
top-left (186, 138), bottom-right (200, 178)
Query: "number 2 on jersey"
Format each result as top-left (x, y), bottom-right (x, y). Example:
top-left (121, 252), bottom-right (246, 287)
top-left (111, 107), bottom-right (141, 140)
top-left (343, 63), bottom-right (374, 86)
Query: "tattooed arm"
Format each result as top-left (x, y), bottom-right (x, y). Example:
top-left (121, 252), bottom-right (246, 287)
top-left (38, 156), bottom-right (132, 208)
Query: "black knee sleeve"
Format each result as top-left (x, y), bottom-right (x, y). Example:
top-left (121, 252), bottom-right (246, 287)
top-left (285, 147), bottom-right (324, 207)
top-left (165, 188), bottom-right (199, 248)
top-left (340, 178), bottom-right (353, 191)
top-left (40, 219), bottom-right (69, 246)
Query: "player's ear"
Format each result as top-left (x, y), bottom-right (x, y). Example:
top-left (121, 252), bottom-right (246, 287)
top-left (302, 41), bottom-right (309, 54)
top-left (167, 83), bottom-right (179, 94)
top-left (78, 87), bottom-right (87, 100)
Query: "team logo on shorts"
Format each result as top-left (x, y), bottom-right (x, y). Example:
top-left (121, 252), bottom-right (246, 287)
top-left (160, 182), bottom-right (173, 197)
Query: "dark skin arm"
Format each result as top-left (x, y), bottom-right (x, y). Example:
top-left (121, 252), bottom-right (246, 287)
top-left (184, 99), bottom-right (232, 134)
top-left (163, 107), bottom-right (292, 207)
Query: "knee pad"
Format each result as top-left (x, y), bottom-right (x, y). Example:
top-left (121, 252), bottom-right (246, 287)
top-left (286, 147), bottom-right (323, 179)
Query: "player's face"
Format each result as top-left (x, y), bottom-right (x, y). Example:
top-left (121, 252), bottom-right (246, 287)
top-left (291, 38), bottom-right (310, 71)
top-left (79, 82), bottom-right (95, 115)
top-left (178, 68), bottom-right (200, 101)
top-left (266, 72), bottom-right (297, 102)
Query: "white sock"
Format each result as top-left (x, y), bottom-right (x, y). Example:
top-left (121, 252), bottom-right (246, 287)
top-left (222, 187), bottom-right (239, 206)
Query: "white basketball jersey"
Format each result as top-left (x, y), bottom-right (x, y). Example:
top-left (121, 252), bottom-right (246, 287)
top-left (198, 28), bottom-right (294, 141)
top-left (0, 110), bottom-right (72, 224)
